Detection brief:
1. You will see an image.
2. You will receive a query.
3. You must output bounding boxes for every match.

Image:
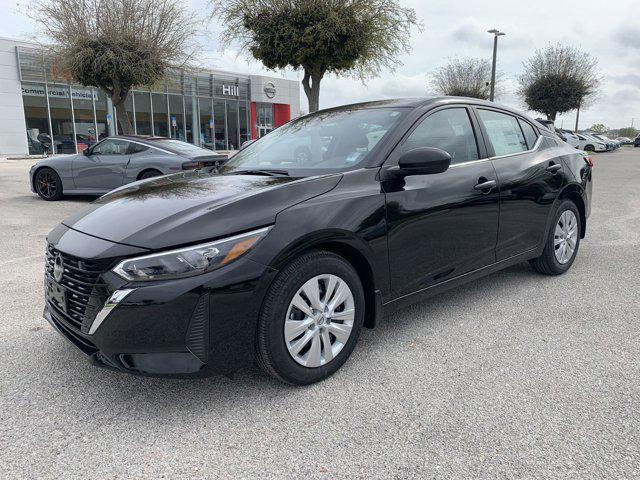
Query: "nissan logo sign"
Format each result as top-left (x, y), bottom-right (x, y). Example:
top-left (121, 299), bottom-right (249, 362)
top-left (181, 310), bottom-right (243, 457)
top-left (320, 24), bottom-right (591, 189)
top-left (264, 82), bottom-right (276, 99)
top-left (53, 254), bottom-right (64, 283)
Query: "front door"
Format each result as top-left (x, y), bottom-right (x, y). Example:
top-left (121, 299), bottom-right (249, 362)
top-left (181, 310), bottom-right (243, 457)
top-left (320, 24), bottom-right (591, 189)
top-left (73, 138), bottom-right (131, 190)
top-left (383, 106), bottom-right (500, 298)
top-left (474, 108), bottom-right (565, 260)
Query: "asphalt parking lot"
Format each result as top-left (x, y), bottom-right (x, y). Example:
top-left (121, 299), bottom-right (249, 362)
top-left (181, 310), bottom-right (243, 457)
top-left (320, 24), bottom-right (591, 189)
top-left (1, 149), bottom-right (639, 479)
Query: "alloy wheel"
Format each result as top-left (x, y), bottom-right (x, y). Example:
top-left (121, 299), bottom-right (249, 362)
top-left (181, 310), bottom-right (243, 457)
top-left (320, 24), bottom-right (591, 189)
top-left (554, 210), bottom-right (578, 264)
top-left (284, 274), bottom-right (355, 368)
top-left (37, 171), bottom-right (58, 199)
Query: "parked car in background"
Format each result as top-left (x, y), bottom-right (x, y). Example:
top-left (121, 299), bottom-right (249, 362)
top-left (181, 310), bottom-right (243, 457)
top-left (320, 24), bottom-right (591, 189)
top-left (616, 137), bottom-right (632, 145)
top-left (591, 134), bottom-right (619, 151)
top-left (577, 134), bottom-right (607, 152)
top-left (559, 129), bottom-right (580, 148)
top-left (634, 135), bottom-right (640, 147)
top-left (41, 97), bottom-right (593, 385)
top-left (29, 136), bottom-right (227, 200)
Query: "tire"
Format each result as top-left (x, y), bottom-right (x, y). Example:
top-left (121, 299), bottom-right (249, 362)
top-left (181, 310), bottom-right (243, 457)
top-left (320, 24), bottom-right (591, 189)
top-left (585, 144), bottom-right (594, 151)
top-left (138, 169), bottom-right (163, 180)
top-left (34, 167), bottom-right (64, 201)
top-left (256, 250), bottom-right (365, 385)
top-left (529, 200), bottom-right (581, 275)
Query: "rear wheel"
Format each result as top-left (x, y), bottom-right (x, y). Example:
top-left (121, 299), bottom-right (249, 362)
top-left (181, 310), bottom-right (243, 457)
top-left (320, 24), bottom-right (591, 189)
top-left (138, 169), bottom-right (163, 180)
top-left (530, 200), bottom-right (581, 275)
top-left (256, 250), bottom-right (365, 385)
top-left (34, 167), bottom-right (63, 201)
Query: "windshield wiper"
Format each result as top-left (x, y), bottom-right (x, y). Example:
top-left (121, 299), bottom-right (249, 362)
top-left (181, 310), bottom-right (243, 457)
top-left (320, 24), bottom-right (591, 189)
top-left (228, 169), bottom-right (290, 177)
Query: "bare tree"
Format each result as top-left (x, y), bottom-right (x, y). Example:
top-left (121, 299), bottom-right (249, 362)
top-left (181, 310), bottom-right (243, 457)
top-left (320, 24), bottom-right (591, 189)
top-left (430, 57), bottom-right (502, 100)
top-left (30, 0), bottom-right (199, 134)
top-left (518, 43), bottom-right (600, 122)
top-left (210, 0), bottom-right (421, 112)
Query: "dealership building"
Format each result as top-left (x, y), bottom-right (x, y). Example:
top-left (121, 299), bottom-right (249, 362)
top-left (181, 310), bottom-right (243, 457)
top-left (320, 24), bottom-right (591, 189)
top-left (0, 37), bottom-right (301, 155)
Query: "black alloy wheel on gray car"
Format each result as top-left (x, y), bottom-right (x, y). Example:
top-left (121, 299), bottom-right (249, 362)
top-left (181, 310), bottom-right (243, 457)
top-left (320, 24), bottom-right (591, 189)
top-left (34, 168), bottom-right (63, 201)
top-left (530, 200), bottom-right (581, 275)
top-left (256, 250), bottom-right (365, 385)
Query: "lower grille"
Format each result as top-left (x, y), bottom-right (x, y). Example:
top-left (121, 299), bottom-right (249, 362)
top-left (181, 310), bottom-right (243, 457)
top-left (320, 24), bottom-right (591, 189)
top-left (45, 244), bottom-right (113, 331)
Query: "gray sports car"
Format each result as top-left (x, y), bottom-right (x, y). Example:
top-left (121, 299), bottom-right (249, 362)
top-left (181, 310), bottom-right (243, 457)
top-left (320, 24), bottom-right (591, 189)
top-left (29, 136), bottom-right (227, 200)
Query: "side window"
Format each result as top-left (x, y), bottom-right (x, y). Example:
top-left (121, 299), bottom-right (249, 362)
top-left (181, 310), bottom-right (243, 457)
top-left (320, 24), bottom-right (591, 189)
top-left (128, 143), bottom-right (149, 154)
top-left (518, 119), bottom-right (538, 150)
top-left (92, 139), bottom-right (130, 155)
top-left (402, 108), bottom-right (479, 165)
top-left (477, 109), bottom-right (527, 156)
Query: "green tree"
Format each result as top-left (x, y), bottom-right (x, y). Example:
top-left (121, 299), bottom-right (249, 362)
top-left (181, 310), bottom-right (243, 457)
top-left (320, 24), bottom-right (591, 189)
top-left (589, 124), bottom-right (608, 134)
top-left (518, 43), bottom-right (600, 121)
top-left (618, 127), bottom-right (638, 138)
top-left (211, 0), bottom-right (420, 112)
top-left (431, 57), bottom-right (502, 100)
top-left (31, 0), bottom-right (199, 134)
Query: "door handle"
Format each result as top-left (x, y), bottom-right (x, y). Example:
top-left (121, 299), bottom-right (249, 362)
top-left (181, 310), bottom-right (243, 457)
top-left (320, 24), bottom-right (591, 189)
top-left (546, 163), bottom-right (562, 173)
top-left (474, 179), bottom-right (497, 191)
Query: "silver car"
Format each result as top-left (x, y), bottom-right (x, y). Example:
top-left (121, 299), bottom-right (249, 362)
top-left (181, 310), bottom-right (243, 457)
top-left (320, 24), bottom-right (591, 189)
top-left (29, 136), bottom-right (227, 201)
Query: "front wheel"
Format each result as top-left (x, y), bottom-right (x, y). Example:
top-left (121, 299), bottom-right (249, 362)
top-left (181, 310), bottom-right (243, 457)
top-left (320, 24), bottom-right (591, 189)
top-left (34, 167), bottom-right (64, 201)
top-left (256, 250), bottom-right (365, 385)
top-left (530, 200), bottom-right (581, 275)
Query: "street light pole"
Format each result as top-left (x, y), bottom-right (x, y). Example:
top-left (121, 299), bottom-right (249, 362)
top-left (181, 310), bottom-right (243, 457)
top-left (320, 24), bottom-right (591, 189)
top-left (487, 29), bottom-right (505, 102)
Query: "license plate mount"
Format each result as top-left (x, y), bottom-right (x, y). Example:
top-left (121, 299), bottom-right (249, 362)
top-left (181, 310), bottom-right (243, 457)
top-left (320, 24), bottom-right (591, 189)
top-left (45, 277), bottom-right (67, 313)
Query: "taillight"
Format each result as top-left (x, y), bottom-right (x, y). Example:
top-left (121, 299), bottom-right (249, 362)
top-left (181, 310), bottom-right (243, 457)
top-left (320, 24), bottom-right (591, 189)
top-left (584, 155), bottom-right (593, 167)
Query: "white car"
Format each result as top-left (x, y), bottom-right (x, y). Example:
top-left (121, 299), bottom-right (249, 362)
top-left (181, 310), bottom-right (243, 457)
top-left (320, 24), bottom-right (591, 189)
top-left (577, 133), bottom-right (607, 152)
top-left (559, 129), bottom-right (580, 148)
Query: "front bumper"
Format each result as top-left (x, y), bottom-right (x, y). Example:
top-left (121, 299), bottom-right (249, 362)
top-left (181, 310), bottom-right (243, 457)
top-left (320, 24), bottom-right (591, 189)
top-left (44, 225), bottom-right (277, 377)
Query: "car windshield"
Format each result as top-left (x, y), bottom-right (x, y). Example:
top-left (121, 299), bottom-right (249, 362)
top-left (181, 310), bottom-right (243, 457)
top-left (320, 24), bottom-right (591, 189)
top-left (219, 107), bottom-right (408, 176)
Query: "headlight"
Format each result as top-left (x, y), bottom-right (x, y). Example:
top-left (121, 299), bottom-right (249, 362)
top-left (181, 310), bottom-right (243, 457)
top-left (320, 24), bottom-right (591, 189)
top-left (112, 227), bottom-right (271, 282)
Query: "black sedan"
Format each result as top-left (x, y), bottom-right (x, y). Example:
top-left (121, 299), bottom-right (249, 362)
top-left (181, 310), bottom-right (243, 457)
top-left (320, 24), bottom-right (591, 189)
top-left (43, 97), bottom-right (593, 385)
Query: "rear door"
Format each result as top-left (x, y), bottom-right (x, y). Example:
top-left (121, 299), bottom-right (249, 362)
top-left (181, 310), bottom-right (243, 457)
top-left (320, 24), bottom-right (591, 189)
top-left (73, 138), bottom-right (131, 190)
top-left (474, 108), bottom-right (564, 260)
top-left (383, 106), bottom-right (500, 297)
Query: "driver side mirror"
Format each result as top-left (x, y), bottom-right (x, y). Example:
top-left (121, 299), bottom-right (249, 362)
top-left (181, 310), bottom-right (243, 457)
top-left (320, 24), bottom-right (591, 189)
top-left (396, 147), bottom-right (451, 176)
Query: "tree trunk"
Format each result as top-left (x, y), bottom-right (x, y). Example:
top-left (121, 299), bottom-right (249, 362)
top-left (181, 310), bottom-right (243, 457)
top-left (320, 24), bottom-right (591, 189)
top-left (302, 69), bottom-right (324, 113)
top-left (110, 80), bottom-right (134, 135)
top-left (574, 102), bottom-right (581, 133)
top-left (113, 96), bottom-right (134, 135)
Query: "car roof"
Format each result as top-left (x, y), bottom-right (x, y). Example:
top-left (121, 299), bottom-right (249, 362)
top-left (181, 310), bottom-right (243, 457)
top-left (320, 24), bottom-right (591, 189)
top-left (310, 96), bottom-right (551, 132)
top-left (109, 135), bottom-right (223, 158)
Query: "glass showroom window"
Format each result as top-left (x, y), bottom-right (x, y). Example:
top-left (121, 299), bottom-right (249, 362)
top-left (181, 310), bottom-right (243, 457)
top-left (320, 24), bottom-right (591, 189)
top-left (152, 93), bottom-right (169, 137)
top-left (239, 101), bottom-right (250, 145)
top-left (48, 85), bottom-right (75, 154)
top-left (95, 89), bottom-right (111, 140)
top-left (226, 100), bottom-right (239, 150)
top-left (21, 83), bottom-right (51, 155)
top-left (198, 97), bottom-right (214, 149)
top-left (134, 91), bottom-right (152, 135)
top-left (213, 99), bottom-right (226, 150)
top-left (168, 94), bottom-right (185, 141)
top-left (72, 88), bottom-right (97, 151)
top-left (185, 95), bottom-right (197, 144)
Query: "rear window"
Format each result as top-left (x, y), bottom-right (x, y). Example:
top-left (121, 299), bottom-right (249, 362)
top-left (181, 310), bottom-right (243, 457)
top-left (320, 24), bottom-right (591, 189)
top-left (151, 139), bottom-right (211, 155)
top-left (477, 109), bottom-right (527, 156)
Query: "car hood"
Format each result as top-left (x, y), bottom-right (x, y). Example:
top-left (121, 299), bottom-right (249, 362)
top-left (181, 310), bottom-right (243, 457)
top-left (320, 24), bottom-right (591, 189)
top-left (61, 171), bottom-right (342, 250)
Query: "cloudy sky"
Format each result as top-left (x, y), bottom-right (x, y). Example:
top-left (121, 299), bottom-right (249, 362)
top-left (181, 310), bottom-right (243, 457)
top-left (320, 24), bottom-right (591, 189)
top-left (3, 0), bottom-right (639, 129)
